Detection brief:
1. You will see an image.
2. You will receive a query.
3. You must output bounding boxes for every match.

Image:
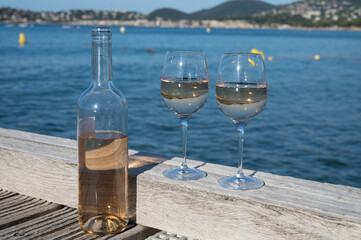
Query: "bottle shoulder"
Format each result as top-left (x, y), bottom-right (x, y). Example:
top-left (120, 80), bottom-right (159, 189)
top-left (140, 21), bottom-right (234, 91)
top-left (77, 83), bottom-right (127, 111)
top-left (109, 82), bottom-right (127, 103)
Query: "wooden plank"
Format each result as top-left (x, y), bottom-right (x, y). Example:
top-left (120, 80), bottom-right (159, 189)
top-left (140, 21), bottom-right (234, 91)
top-left (0, 191), bottom-right (159, 239)
top-left (0, 196), bottom-right (62, 230)
top-left (0, 207), bottom-right (75, 239)
top-left (0, 194), bottom-right (30, 208)
top-left (0, 191), bottom-right (19, 200)
top-left (0, 127), bottom-right (138, 163)
top-left (106, 225), bottom-right (160, 240)
top-left (54, 229), bottom-right (87, 240)
top-left (0, 127), bottom-right (361, 240)
top-left (11, 209), bottom-right (78, 240)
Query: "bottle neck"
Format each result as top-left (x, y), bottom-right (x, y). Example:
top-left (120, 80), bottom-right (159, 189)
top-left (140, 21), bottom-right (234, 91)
top-left (92, 33), bottom-right (112, 87)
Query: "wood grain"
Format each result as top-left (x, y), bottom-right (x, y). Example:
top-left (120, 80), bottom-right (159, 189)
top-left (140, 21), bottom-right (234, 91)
top-left (0, 190), bottom-right (159, 240)
top-left (0, 127), bottom-right (360, 240)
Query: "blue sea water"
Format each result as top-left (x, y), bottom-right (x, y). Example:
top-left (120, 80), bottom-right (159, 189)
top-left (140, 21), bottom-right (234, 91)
top-left (0, 25), bottom-right (361, 188)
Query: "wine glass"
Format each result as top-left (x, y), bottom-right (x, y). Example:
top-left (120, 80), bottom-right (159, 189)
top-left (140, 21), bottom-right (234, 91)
top-left (161, 51), bottom-right (209, 180)
top-left (216, 53), bottom-right (267, 190)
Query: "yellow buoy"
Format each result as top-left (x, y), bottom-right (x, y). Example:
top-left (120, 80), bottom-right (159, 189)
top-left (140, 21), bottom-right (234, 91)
top-left (251, 48), bottom-right (265, 60)
top-left (120, 26), bottom-right (125, 34)
top-left (314, 55), bottom-right (321, 60)
top-left (268, 56), bottom-right (273, 61)
top-left (206, 27), bottom-right (211, 33)
top-left (18, 33), bottom-right (26, 45)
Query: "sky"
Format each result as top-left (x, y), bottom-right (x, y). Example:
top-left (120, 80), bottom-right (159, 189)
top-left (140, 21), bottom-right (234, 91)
top-left (0, 0), bottom-right (297, 14)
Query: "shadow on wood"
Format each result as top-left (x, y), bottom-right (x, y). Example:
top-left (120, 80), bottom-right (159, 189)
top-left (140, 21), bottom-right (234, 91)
top-left (128, 151), bottom-right (172, 223)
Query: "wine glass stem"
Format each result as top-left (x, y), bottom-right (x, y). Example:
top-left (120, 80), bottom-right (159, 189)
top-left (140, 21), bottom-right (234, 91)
top-left (236, 122), bottom-right (247, 179)
top-left (180, 118), bottom-right (189, 171)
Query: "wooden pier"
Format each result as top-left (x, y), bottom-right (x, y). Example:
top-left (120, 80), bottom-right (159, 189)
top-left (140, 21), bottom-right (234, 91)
top-left (0, 127), bottom-right (360, 240)
top-left (0, 189), bottom-right (158, 239)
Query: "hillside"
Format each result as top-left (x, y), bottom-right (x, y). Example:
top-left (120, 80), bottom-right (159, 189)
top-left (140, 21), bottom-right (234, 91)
top-left (191, 0), bottom-right (275, 19)
top-left (148, 0), bottom-right (275, 20)
top-left (0, 7), bottom-right (146, 23)
top-left (148, 8), bottom-right (190, 20)
top-left (246, 0), bottom-right (361, 27)
top-left (343, 0), bottom-right (361, 6)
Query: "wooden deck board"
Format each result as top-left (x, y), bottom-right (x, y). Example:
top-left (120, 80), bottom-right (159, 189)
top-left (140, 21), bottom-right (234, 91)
top-left (0, 208), bottom-right (75, 239)
top-left (0, 194), bottom-right (30, 207)
top-left (0, 190), bottom-right (159, 240)
top-left (1, 128), bottom-right (361, 239)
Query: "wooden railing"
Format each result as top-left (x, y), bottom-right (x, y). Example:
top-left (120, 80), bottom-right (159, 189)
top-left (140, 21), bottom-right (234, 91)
top-left (0, 127), bottom-right (360, 240)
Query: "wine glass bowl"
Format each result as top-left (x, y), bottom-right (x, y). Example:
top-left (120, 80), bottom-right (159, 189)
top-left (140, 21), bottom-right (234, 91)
top-left (216, 82), bottom-right (267, 122)
top-left (216, 53), bottom-right (267, 190)
top-left (161, 51), bottom-right (209, 181)
top-left (161, 79), bottom-right (209, 117)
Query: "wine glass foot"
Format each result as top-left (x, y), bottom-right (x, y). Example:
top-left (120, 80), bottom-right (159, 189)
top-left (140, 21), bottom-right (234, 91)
top-left (163, 168), bottom-right (207, 181)
top-left (218, 175), bottom-right (264, 190)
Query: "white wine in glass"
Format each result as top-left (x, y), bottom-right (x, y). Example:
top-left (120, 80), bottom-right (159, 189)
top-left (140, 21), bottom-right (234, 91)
top-left (161, 51), bottom-right (209, 181)
top-left (216, 53), bottom-right (267, 190)
top-left (161, 78), bottom-right (209, 115)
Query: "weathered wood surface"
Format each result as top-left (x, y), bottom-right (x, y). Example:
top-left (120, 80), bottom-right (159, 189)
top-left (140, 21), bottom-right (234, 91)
top-left (0, 190), bottom-right (159, 240)
top-left (0, 127), bottom-right (361, 240)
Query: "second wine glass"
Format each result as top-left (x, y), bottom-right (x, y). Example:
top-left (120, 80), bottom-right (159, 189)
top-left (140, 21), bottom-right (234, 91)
top-left (216, 53), bottom-right (267, 190)
top-left (161, 51), bottom-right (209, 181)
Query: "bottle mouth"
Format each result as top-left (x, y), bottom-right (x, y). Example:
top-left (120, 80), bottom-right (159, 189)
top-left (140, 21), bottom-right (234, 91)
top-left (92, 26), bottom-right (112, 40)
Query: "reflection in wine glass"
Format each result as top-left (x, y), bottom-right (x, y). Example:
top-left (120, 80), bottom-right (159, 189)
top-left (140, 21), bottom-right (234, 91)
top-left (216, 53), bottom-right (267, 190)
top-left (161, 51), bottom-right (209, 181)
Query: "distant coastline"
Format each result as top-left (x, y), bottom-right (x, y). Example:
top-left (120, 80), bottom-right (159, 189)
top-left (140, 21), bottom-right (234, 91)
top-left (1, 0), bottom-right (360, 31)
top-left (2, 21), bottom-right (361, 32)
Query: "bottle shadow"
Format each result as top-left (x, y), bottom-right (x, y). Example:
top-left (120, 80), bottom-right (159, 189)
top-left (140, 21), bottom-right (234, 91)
top-left (128, 151), bottom-right (172, 223)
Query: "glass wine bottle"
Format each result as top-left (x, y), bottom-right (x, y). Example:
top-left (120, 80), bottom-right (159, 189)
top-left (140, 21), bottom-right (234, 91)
top-left (77, 26), bottom-right (128, 234)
